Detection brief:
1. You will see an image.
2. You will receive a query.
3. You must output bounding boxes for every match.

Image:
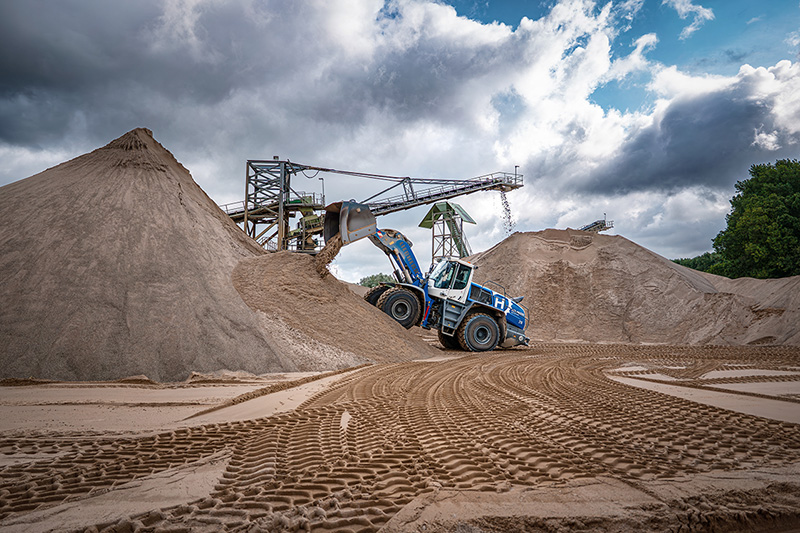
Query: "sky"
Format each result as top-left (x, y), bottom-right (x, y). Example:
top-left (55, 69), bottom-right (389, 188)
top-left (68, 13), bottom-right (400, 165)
top-left (1, 0), bottom-right (799, 282)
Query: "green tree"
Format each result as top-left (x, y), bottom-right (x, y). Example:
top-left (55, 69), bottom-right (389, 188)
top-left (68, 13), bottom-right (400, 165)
top-left (358, 273), bottom-right (394, 287)
top-left (672, 252), bottom-right (723, 272)
top-left (712, 159), bottom-right (800, 279)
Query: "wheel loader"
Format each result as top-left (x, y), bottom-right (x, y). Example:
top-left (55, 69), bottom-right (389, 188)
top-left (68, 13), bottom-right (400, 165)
top-left (324, 201), bottom-right (529, 351)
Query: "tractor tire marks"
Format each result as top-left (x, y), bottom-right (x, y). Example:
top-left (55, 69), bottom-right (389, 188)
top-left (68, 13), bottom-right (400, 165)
top-left (0, 345), bottom-right (798, 532)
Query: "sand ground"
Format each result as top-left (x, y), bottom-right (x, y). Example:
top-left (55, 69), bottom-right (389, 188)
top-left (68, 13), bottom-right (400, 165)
top-left (1, 342), bottom-right (800, 532)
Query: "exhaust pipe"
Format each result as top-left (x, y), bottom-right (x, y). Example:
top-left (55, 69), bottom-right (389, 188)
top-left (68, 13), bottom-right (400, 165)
top-left (323, 201), bottom-right (377, 245)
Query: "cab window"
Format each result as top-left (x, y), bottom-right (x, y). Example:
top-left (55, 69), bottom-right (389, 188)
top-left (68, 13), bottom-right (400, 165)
top-left (431, 261), bottom-right (456, 289)
top-left (452, 264), bottom-right (471, 290)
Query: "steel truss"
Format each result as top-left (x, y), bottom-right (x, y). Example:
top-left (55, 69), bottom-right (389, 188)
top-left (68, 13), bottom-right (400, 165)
top-left (223, 160), bottom-right (324, 252)
top-left (222, 159), bottom-right (523, 253)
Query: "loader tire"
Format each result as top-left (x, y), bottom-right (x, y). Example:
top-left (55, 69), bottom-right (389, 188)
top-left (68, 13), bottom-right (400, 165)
top-left (457, 312), bottom-right (500, 352)
top-left (437, 329), bottom-right (462, 350)
top-left (364, 284), bottom-right (391, 307)
top-left (376, 287), bottom-right (421, 329)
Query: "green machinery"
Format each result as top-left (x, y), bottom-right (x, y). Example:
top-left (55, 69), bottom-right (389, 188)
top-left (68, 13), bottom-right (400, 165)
top-left (286, 196), bottom-right (325, 251)
top-left (419, 201), bottom-right (476, 261)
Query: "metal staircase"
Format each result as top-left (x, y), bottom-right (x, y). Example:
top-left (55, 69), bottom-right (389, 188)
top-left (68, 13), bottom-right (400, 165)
top-left (419, 202), bottom-right (476, 260)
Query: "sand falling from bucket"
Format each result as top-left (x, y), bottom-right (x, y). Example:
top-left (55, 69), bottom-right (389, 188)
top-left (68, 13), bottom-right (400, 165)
top-left (314, 233), bottom-right (343, 278)
top-left (500, 190), bottom-right (516, 236)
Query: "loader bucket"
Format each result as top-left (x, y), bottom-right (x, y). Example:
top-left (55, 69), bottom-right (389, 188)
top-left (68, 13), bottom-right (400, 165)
top-left (323, 201), bottom-right (377, 245)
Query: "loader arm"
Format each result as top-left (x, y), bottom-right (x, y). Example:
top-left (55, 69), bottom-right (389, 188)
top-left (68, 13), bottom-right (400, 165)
top-left (324, 201), bottom-right (424, 286)
top-left (368, 229), bottom-right (424, 286)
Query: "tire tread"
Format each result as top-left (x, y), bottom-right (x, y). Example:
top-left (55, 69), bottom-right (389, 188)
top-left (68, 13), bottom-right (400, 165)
top-left (456, 312), bottom-right (500, 352)
top-left (376, 287), bottom-right (421, 329)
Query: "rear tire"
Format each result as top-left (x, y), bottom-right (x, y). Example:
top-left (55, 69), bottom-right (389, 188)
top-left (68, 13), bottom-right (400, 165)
top-left (376, 287), bottom-right (421, 329)
top-left (457, 313), bottom-right (500, 352)
top-left (437, 329), bottom-right (462, 350)
top-left (364, 284), bottom-right (391, 306)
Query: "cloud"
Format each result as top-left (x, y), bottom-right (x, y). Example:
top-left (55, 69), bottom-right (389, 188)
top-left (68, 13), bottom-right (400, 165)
top-left (0, 0), bottom-right (798, 275)
top-left (788, 31), bottom-right (800, 50)
top-left (615, 0), bottom-right (646, 29)
top-left (146, 0), bottom-right (226, 63)
top-left (662, 0), bottom-right (714, 40)
top-left (605, 33), bottom-right (658, 81)
top-left (752, 129), bottom-right (780, 151)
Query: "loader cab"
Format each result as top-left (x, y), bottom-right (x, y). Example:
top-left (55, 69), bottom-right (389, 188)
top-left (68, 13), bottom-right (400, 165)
top-left (427, 258), bottom-right (474, 303)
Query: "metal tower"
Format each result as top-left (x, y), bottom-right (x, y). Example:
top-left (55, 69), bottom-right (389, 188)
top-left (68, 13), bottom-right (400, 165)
top-left (419, 201), bottom-right (476, 261)
top-left (223, 159), bottom-right (325, 251)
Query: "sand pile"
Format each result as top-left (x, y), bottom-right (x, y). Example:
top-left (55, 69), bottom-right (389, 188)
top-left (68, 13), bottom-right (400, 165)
top-left (233, 252), bottom-right (438, 365)
top-left (0, 128), bottom-right (282, 381)
top-left (0, 128), bottom-right (432, 382)
top-left (471, 229), bottom-right (800, 345)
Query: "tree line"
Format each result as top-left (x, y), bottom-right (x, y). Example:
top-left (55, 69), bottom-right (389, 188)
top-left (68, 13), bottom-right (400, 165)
top-left (673, 159), bottom-right (800, 279)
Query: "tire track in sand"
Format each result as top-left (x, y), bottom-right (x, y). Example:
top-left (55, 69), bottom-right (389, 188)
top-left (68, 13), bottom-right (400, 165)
top-left (1, 345), bottom-right (799, 531)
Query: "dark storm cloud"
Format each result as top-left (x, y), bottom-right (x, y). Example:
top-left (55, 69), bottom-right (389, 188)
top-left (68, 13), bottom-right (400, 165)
top-left (0, 0), bottom-right (481, 154)
top-left (1, 1), bottom-right (154, 143)
top-left (2, 0), bottom-right (798, 237)
top-left (598, 92), bottom-right (767, 191)
top-left (0, 1), bottom-right (155, 143)
top-left (571, 80), bottom-right (799, 195)
top-left (0, 1), bottom-right (158, 93)
top-left (0, 1), bottom-right (334, 146)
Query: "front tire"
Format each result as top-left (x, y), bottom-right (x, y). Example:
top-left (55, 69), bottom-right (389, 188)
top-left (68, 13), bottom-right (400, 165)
top-left (364, 284), bottom-right (391, 306)
top-left (457, 313), bottom-right (500, 352)
top-left (376, 287), bottom-right (421, 329)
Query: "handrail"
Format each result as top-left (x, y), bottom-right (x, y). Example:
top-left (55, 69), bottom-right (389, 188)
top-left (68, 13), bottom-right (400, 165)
top-left (221, 191), bottom-right (325, 216)
top-left (368, 173), bottom-right (522, 216)
top-left (219, 201), bottom-right (245, 215)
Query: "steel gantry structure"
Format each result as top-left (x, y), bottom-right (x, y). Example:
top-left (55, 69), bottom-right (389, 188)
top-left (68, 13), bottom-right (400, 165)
top-left (222, 158), bottom-right (523, 253)
top-left (419, 202), bottom-right (476, 261)
top-left (579, 214), bottom-right (614, 233)
top-left (222, 159), bottom-right (326, 252)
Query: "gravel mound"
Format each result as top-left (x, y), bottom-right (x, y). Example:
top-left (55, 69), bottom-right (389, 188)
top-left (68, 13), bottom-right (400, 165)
top-left (471, 229), bottom-right (800, 345)
top-left (233, 252), bottom-right (437, 366)
top-left (0, 128), bottom-right (282, 381)
top-left (0, 128), bottom-right (432, 381)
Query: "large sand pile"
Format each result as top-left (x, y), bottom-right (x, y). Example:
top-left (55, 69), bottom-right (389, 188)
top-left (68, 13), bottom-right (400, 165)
top-left (0, 128), bottom-right (279, 381)
top-left (471, 229), bottom-right (800, 345)
top-left (233, 252), bottom-right (437, 364)
top-left (0, 128), bottom-right (431, 382)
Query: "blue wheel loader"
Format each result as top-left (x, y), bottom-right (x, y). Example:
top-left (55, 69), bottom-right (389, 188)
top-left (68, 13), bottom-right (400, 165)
top-left (324, 201), bottom-right (529, 351)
